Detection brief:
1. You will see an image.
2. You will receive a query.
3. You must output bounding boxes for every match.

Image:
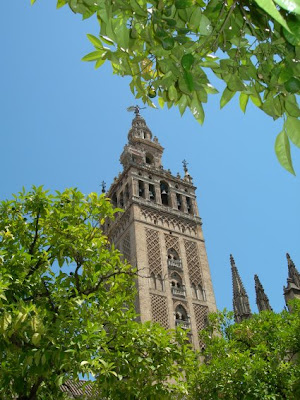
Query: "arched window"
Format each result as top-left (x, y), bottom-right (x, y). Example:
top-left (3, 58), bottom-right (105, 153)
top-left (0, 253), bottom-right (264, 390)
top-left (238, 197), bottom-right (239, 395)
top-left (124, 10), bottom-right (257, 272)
top-left (175, 305), bottom-right (189, 327)
top-left (112, 193), bottom-right (117, 208)
top-left (150, 273), bottom-right (156, 290)
top-left (176, 193), bottom-right (182, 211)
top-left (125, 184), bottom-right (130, 203)
top-left (168, 248), bottom-right (179, 261)
top-left (138, 180), bottom-right (145, 198)
top-left (170, 272), bottom-right (182, 288)
top-left (160, 181), bottom-right (169, 206)
top-left (119, 191), bottom-right (124, 207)
top-left (186, 197), bottom-right (193, 214)
top-left (145, 153), bottom-right (153, 165)
top-left (149, 184), bottom-right (156, 201)
top-left (167, 248), bottom-right (182, 269)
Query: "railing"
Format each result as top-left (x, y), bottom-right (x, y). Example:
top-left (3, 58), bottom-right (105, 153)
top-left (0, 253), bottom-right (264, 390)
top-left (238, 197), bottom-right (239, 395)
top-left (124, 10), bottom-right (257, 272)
top-left (167, 259), bottom-right (182, 269)
top-left (171, 287), bottom-right (186, 297)
top-left (175, 320), bottom-right (190, 329)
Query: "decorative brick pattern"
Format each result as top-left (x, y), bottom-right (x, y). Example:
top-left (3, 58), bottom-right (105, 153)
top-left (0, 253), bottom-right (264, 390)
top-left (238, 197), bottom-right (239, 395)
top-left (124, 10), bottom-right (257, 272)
top-left (146, 228), bottom-right (162, 275)
top-left (193, 303), bottom-right (208, 331)
top-left (140, 206), bottom-right (197, 236)
top-left (150, 294), bottom-right (169, 328)
top-left (184, 240), bottom-right (203, 286)
top-left (164, 234), bottom-right (180, 256)
top-left (122, 233), bottom-right (131, 263)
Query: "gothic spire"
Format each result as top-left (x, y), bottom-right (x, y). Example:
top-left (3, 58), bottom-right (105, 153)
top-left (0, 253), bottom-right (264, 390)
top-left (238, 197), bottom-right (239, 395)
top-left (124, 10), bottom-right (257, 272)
top-left (254, 274), bottom-right (272, 312)
top-left (286, 253), bottom-right (300, 287)
top-left (284, 253), bottom-right (300, 307)
top-left (230, 254), bottom-right (252, 323)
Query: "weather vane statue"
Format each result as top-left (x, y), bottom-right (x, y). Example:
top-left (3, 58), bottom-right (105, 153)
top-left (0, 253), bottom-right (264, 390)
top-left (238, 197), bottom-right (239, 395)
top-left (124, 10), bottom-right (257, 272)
top-left (101, 181), bottom-right (106, 194)
top-left (127, 105), bottom-right (146, 116)
top-left (182, 159), bottom-right (189, 174)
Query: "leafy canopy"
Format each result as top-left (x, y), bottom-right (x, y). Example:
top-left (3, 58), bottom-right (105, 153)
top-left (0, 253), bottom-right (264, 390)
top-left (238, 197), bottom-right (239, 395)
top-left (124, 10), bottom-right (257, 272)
top-left (0, 187), bottom-right (194, 399)
top-left (32, 0), bottom-right (300, 174)
top-left (188, 303), bottom-right (300, 399)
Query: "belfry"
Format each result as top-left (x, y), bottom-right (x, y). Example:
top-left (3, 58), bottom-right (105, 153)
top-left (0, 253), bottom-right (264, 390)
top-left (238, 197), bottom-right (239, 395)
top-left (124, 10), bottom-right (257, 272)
top-left (105, 108), bottom-right (217, 349)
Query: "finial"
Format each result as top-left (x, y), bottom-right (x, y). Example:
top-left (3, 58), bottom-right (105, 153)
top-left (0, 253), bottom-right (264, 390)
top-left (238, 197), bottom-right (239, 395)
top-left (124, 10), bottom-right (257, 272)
top-left (101, 181), bottom-right (106, 193)
top-left (127, 105), bottom-right (146, 116)
top-left (286, 253), bottom-right (290, 260)
top-left (182, 159), bottom-right (189, 174)
top-left (230, 254), bottom-right (235, 266)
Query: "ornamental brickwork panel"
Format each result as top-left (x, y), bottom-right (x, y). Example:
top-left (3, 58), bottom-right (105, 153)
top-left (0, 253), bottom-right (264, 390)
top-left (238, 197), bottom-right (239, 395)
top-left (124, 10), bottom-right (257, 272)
top-left (150, 294), bottom-right (169, 329)
top-left (122, 233), bottom-right (131, 263)
top-left (193, 304), bottom-right (209, 331)
top-left (184, 240), bottom-right (203, 286)
top-left (146, 228), bottom-right (162, 275)
top-left (164, 233), bottom-right (180, 256)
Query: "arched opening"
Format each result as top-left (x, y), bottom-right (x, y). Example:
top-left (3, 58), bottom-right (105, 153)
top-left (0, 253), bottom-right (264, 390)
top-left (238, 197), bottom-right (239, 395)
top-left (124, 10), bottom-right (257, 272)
top-left (112, 193), bottom-right (117, 208)
top-left (167, 248), bottom-right (182, 269)
top-left (138, 180), bottom-right (145, 198)
top-left (186, 197), bottom-right (193, 214)
top-left (149, 184), bottom-right (156, 202)
top-left (160, 181), bottom-right (169, 206)
top-left (125, 184), bottom-right (130, 203)
top-left (145, 153), bottom-right (154, 165)
top-left (176, 193), bottom-right (182, 211)
top-left (171, 272), bottom-right (185, 297)
top-left (119, 191), bottom-right (124, 207)
top-left (175, 305), bottom-right (189, 328)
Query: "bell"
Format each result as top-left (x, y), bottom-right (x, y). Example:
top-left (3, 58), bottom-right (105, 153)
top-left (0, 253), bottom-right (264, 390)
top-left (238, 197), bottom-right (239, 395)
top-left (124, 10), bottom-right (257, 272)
top-left (150, 192), bottom-right (154, 199)
top-left (161, 190), bottom-right (167, 195)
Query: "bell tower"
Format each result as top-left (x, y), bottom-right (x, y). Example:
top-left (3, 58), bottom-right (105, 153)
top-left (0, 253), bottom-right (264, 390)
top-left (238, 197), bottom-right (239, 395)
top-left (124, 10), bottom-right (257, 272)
top-left (106, 108), bottom-right (217, 349)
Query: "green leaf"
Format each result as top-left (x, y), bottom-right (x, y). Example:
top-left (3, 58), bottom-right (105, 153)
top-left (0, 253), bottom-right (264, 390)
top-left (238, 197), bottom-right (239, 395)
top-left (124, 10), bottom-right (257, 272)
top-left (183, 70), bottom-right (194, 91)
top-left (87, 34), bottom-right (103, 49)
top-left (285, 95), bottom-right (300, 117)
top-left (227, 75), bottom-right (245, 92)
top-left (220, 87), bottom-right (236, 109)
top-left (239, 93), bottom-right (249, 113)
top-left (31, 0), bottom-right (37, 4)
top-left (275, 130), bottom-right (295, 175)
top-left (95, 58), bottom-right (106, 69)
top-left (175, 0), bottom-right (194, 9)
top-left (254, 0), bottom-right (291, 32)
top-left (178, 95), bottom-right (188, 115)
top-left (199, 15), bottom-right (212, 36)
top-left (32, 333), bottom-right (41, 346)
top-left (283, 14), bottom-right (300, 45)
top-left (168, 85), bottom-right (178, 101)
top-left (56, 0), bottom-right (67, 9)
top-left (189, 8), bottom-right (202, 31)
top-left (250, 93), bottom-right (262, 107)
top-left (158, 97), bottom-right (165, 109)
top-left (190, 95), bottom-right (205, 124)
top-left (161, 37), bottom-right (175, 50)
top-left (284, 77), bottom-right (300, 94)
top-left (285, 117), bottom-right (300, 148)
top-left (181, 54), bottom-right (195, 72)
top-left (82, 51), bottom-right (105, 62)
top-left (274, 0), bottom-right (300, 15)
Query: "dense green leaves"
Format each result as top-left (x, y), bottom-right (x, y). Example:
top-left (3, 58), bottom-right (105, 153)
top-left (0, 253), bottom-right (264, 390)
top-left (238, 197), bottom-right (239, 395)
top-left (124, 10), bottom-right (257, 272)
top-left (37, 0), bottom-right (300, 174)
top-left (189, 304), bottom-right (300, 399)
top-left (0, 187), bottom-right (194, 399)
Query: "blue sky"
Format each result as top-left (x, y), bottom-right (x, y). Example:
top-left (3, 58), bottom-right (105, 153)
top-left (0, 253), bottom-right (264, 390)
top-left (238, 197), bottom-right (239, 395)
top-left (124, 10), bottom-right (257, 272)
top-left (1, 1), bottom-right (299, 313)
